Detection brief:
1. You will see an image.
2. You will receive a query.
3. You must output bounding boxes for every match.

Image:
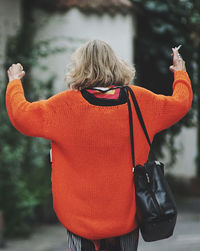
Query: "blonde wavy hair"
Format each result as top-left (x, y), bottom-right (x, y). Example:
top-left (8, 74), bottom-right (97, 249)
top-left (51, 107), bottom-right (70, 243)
top-left (66, 40), bottom-right (136, 90)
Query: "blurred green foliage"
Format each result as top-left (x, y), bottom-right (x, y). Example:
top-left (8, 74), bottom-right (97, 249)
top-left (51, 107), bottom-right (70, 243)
top-left (0, 0), bottom-right (82, 238)
top-left (0, 2), bottom-right (68, 237)
top-left (132, 0), bottom-right (200, 170)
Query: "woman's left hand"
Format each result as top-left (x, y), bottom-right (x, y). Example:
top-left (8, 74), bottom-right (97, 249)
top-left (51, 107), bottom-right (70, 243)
top-left (7, 63), bottom-right (25, 82)
top-left (169, 48), bottom-right (186, 73)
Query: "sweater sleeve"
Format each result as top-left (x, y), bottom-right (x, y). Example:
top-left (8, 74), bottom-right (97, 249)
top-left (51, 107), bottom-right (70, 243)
top-left (152, 70), bottom-right (193, 133)
top-left (6, 79), bottom-right (51, 139)
top-left (130, 71), bottom-right (193, 137)
top-left (133, 70), bottom-right (193, 135)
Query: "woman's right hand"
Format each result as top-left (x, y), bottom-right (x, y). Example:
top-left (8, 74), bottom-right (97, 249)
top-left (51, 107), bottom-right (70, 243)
top-left (7, 63), bottom-right (25, 82)
top-left (169, 47), bottom-right (186, 72)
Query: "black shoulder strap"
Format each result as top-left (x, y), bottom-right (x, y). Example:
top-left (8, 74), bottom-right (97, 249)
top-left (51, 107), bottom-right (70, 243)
top-left (127, 97), bottom-right (135, 167)
top-left (126, 86), bottom-right (152, 167)
top-left (127, 86), bottom-right (152, 148)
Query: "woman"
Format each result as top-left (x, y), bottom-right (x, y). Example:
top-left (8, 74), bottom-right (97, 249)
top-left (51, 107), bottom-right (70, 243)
top-left (6, 40), bottom-right (192, 251)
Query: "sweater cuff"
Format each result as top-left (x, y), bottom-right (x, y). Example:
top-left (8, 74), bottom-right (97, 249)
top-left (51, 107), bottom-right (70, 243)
top-left (7, 79), bottom-right (24, 94)
top-left (8, 79), bottom-right (22, 86)
top-left (173, 71), bottom-right (191, 90)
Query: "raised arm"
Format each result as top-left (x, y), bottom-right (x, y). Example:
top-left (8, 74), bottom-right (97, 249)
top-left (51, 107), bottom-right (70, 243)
top-left (132, 47), bottom-right (193, 135)
top-left (151, 70), bottom-right (192, 133)
top-left (153, 46), bottom-right (193, 132)
top-left (6, 64), bottom-right (51, 139)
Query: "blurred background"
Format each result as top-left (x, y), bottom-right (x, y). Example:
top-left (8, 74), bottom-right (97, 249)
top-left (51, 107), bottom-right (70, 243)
top-left (0, 0), bottom-right (200, 250)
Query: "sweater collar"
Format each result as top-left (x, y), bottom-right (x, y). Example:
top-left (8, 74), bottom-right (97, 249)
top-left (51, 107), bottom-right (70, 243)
top-left (80, 86), bottom-right (128, 106)
top-left (86, 86), bottom-right (121, 100)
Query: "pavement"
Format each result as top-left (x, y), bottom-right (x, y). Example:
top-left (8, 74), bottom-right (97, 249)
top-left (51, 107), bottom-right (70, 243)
top-left (0, 225), bottom-right (67, 251)
top-left (138, 197), bottom-right (200, 251)
top-left (138, 212), bottom-right (200, 251)
top-left (1, 197), bottom-right (200, 251)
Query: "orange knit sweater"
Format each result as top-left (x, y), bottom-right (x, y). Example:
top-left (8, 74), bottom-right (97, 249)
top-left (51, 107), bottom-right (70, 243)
top-left (6, 71), bottom-right (193, 240)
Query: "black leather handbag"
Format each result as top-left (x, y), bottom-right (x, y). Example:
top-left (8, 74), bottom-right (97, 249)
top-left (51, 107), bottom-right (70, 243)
top-left (126, 86), bottom-right (177, 242)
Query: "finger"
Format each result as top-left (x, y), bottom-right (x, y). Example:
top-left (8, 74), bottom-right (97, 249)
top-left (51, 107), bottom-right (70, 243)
top-left (169, 65), bottom-right (175, 72)
top-left (10, 64), bottom-right (16, 70)
top-left (11, 63), bottom-right (17, 69)
top-left (17, 63), bottom-right (23, 69)
top-left (15, 63), bottom-right (21, 70)
top-left (171, 48), bottom-right (175, 59)
top-left (18, 71), bottom-right (25, 79)
top-left (172, 48), bottom-right (179, 62)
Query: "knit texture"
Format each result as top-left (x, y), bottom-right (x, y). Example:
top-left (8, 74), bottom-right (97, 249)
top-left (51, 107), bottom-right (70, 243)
top-left (6, 71), bottom-right (193, 239)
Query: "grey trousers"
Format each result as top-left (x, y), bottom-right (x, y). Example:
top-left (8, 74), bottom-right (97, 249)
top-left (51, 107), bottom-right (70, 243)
top-left (65, 228), bottom-right (139, 251)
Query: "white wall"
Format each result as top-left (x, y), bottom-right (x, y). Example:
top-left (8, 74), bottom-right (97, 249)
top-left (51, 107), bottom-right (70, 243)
top-left (0, 0), bottom-right (21, 84)
top-left (163, 126), bottom-right (197, 178)
top-left (33, 8), bottom-right (135, 92)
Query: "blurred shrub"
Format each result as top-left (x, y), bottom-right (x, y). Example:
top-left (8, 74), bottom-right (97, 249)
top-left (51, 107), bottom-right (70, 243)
top-left (0, 12), bottom-right (67, 237)
top-left (132, 0), bottom-right (199, 168)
